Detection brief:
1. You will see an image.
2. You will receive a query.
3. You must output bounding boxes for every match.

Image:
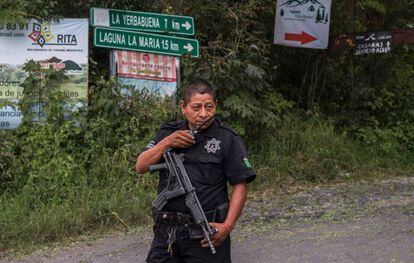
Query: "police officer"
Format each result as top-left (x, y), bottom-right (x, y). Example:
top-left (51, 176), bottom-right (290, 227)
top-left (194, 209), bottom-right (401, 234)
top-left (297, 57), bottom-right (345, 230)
top-left (136, 79), bottom-right (256, 262)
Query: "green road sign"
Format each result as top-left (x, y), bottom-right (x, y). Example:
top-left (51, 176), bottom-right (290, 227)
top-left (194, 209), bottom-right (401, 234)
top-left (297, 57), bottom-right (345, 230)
top-left (93, 27), bottom-right (199, 57)
top-left (90, 8), bottom-right (195, 36)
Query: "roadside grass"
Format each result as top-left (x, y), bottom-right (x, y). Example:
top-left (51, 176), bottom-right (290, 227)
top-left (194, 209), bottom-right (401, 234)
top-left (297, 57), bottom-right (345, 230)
top-left (0, 170), bottom-right (157, 253)
top-left (248, 115), bottom-right (414, 193)
top-left (0, 140), bottom-right (158, 253)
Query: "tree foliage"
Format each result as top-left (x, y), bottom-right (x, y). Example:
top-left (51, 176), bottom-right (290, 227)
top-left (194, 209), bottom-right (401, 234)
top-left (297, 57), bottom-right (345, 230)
top-left (0, 0), bottom-right (412, 146)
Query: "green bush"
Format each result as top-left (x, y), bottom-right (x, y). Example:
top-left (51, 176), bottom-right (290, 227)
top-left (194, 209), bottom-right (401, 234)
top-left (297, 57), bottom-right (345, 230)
top-left (249, 113), bottom-right (414, 192)
top-left (0, 65), bottom-right (171, 250)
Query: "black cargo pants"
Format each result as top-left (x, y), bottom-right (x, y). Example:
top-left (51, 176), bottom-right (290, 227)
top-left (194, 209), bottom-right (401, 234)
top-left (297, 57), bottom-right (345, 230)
top-left (146, 208), bottom-right (231, 263)
top-left (146, 222), bottom-right (231, 263)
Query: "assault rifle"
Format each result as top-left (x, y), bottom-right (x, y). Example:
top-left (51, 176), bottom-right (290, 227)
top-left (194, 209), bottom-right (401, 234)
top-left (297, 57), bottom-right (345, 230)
top-left (149, 151), bottom-right (217, 254)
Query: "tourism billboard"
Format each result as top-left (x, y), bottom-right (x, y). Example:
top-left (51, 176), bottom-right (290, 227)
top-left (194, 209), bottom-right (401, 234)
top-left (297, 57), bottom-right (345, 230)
top-left (0, 19), bottom-right (89, 129)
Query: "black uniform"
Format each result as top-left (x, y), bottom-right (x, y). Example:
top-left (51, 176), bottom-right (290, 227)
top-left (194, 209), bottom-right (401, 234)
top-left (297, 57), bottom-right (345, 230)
top-left (144, 119), bottom-right (256, 263)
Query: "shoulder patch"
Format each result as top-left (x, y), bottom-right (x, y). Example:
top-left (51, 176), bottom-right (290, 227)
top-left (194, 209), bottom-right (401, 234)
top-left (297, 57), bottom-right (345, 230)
top-left (160, 120), bottom-right (183, 130)
top-left (217, 120), bottom-right (238, 136)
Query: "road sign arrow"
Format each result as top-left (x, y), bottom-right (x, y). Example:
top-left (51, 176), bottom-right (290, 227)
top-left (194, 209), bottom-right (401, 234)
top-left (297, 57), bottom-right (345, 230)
top-left (183, 43), bottom-right (194, 52)
top-left (285, 31), bottom-right (318, 45)
top-left (182, 21), bottom-right (192, 30)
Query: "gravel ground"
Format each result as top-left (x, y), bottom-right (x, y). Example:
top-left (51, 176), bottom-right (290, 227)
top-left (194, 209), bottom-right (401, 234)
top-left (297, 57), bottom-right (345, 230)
top-left (1, 176), bottom-right (413, 263)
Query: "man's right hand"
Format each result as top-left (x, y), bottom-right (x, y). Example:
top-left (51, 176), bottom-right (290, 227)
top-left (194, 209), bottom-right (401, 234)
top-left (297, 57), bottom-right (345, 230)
top-left (135, 131), bottom-right (195, 174)
top-left (164, 130), bottom-right (196, 148)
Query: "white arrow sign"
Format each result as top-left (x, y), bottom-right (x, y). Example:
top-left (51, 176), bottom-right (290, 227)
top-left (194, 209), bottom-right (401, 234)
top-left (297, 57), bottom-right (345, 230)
top-left (183, 43), bottom-right (194, 52)
top-left (274, 0), bottom-right (332, 49)
top-left (182, 21), bottom-right (192, 31)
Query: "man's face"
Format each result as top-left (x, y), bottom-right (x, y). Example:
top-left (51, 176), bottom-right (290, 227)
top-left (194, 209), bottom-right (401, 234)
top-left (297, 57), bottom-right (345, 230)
top-left (180, 93), bottom-right (217, 131)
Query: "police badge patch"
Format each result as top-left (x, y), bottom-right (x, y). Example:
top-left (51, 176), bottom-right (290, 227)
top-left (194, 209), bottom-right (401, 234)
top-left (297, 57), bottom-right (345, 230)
top-left (204, 138), bottom-right (221, 154)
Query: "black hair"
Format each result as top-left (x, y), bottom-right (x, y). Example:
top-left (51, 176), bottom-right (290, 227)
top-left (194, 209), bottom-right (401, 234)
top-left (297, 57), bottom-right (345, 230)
top-left (182, 79), bottom-right (216, 105)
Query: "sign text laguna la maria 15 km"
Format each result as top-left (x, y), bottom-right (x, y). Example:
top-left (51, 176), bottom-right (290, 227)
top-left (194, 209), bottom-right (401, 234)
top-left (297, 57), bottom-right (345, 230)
top-left (93, 27), bottom-right (199, 57)
top-left (90, 8), bottom-right (194, 36)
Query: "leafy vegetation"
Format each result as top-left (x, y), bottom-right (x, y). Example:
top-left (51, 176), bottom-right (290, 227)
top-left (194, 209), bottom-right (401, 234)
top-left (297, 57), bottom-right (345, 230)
top-left (0, 0), bottom-right (413, 251)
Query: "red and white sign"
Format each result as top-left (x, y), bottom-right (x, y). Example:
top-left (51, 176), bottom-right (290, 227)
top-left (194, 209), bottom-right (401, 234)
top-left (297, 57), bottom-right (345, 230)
top-left (274, 0), bottom-right (332, 49)
top-left (116, 51), bottom-right (178, 82)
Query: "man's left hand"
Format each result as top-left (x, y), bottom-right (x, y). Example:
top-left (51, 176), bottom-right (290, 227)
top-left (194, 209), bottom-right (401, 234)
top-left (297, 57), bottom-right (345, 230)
top-left (201, 222), bottom-right (231, 248)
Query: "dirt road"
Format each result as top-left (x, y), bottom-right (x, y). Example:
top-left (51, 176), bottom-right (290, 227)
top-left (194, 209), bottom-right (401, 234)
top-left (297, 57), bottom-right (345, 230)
top-left (2, 176), bottom-right (413, 263)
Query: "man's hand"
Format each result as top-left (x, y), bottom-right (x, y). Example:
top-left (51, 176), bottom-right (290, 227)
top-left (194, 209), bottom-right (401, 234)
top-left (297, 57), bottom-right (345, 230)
top-left (200, 222), bottom-right (232, 248)
top-left (200, 183), bottom-right (247, 248)
top-left (165, 130), bottom-right (195, 148)
top-left (135, 130), bottom-right (195, 174)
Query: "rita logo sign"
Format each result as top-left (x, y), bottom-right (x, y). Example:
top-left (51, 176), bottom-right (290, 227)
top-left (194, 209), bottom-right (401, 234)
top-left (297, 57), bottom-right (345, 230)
top-left (28, 21), bottom-right (78, 47)
top-left (28, 22), bottom-right (54, 47)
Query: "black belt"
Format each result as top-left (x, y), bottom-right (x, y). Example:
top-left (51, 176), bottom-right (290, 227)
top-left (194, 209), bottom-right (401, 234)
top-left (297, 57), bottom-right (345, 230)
top-left (153, 203), bottom-right (229, 225)
top-left (154, 209), bottom-right (218, 224)
top-left (154, 209), bottom-right (216, 224)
